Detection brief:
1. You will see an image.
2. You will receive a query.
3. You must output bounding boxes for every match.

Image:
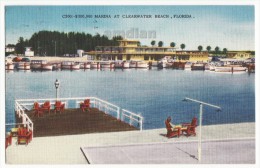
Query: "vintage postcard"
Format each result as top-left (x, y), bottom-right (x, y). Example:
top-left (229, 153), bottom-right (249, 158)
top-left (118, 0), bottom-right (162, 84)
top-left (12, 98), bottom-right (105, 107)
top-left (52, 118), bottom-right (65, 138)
top-left (1, 0), bottom-right (259, 167)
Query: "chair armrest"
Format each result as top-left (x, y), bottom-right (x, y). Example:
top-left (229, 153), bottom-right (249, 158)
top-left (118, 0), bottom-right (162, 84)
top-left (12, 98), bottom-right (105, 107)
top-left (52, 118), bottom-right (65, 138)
top-left (182, 123), bottom-right (191, 127)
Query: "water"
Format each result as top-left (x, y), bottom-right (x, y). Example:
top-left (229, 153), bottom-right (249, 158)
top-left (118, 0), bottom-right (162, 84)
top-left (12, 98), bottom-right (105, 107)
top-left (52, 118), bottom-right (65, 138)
top-left (5, 69), bottom-right (255, 130)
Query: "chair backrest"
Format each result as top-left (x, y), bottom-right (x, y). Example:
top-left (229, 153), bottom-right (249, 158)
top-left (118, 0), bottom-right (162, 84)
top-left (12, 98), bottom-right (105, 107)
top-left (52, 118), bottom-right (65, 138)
top-left (84, 99), bottom-right (90, 105)
top-left (191, 117), bottom-right (197, 127)
top-left (165, 120), bottom-right (172, 131)
top-left (33, 102), bottom-right (39, 109)
top-left (55, 101), bottom-right (61, 106)
top-left (44, 101), bottom-right (50, 106)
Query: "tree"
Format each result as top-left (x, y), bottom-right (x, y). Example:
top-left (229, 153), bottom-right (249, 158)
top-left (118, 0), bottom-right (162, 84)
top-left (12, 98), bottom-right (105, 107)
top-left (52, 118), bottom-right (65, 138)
top-left (223, 48), bottom-right (228, 54)
top-left (158, 41), bottom-right (163, 47)
top-left (198, 45), bottom-right (203, 52)
top-left (206, 46), bottom-right (211, 53)
top-left (215, 46), bottom-right (220, 55)
top-left (15, 37), bottom-right (26, 54)
top-left (151, 40), bottom-right (156, 47)
top-left (170, 42), bottom-right (176, 48)
top-left (180, 43), bottom-right (185, 50)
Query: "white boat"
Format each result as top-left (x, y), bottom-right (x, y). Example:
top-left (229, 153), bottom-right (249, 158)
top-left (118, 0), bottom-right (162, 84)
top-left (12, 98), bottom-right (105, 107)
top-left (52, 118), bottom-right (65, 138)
top-left (122, 61), bottom-right (130, 68)
top-left (18, 62), bottom-right (30, 70)
top-left (5, 63), bottom-right (14, 70)
top-left (79, 62), bottom-right (91, 69)
top-left (191, 63), bottom-right (205, 70)
top-left (41, 64), bottom-right (53, 70)
top-left (61, 61), bottom-right (80, 70)
top-left (114, 61), bottom-right (130, 69)
top-left (215, 66), bottom-right (247, 73)
top-left (129, 61), bottom-right (137, 68)
top-left (130, 61), bottom-right (148, 68)
top-left (31, 60), bottom-right (48, 70)
top-left (204, 63), bottom-right (210, 71)
top-left (184, 62), bottom-right (193, 70)
top-left (100, 61), bottom-right (114, 69)
top-left (137, 61), bottom-right (148, 68)
top-left (90, 62), bottom-right (100, 69)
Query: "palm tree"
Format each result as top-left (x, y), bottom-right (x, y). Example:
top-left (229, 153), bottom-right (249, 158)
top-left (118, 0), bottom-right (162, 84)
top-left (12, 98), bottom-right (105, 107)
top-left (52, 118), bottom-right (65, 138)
top-left (151, 40), bottom-right (156, 47)
top-left (158, 41), bottom-right (163, 47)
top-left (223, 48), bottom-right (228, 54)
top-left (198, 45), bottom-right (203, 52)
top-left (180, 43), bottom-right (185, 50)
top-left (170, 42), bottom-right (176, 48)
top-left (215, 46), bottom-right (220, 55)
top-left (206, 46), bottom-right (211, 53)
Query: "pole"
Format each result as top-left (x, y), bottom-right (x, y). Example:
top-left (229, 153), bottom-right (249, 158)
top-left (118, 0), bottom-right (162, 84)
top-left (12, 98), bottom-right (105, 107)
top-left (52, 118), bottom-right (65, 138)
top-left (198, 104), bottom-right (203, 162)
top-left (183, 97), bottom-right (221, 162)
top-left (56, 88), bottom-right (58, 101)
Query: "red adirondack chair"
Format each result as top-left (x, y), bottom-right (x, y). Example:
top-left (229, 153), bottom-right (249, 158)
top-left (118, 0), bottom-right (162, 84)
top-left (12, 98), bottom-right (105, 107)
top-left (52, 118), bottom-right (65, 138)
top-left (165, 119), bottom-right (181, 138)
top-left (5, 133), bottom-right (12, 149)
top-left (54, 101), bottom-right (65, 114)
top-left (80, 99), bottom-right (90, 112)
top-left (17, 127), bottom-right (32, 145)
top-left (33, 102), bottom-right (43, 117)
top-left (181, 117), bottom-right (197, 136)
top-left (41, 101), bottom-right (51, 114)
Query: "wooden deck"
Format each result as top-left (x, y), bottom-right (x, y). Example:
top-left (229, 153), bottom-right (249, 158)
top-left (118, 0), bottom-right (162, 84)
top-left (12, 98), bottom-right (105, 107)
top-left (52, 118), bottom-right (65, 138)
top-left (16, 108), bottom-right (137, 137)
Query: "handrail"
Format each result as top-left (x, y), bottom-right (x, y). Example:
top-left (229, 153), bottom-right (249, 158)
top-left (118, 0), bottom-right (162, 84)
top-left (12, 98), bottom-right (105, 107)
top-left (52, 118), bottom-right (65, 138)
top-left (122, 109), bottom-right (143, 131)
top-left (14, 97), bottom-right (143, 133)
top-left (14, 101), bottom-right (34, 138)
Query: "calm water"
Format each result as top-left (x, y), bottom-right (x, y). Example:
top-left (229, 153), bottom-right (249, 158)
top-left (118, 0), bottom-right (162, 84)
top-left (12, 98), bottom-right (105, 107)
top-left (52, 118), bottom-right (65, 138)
top-left (5, 69), bottom-right (255, 130)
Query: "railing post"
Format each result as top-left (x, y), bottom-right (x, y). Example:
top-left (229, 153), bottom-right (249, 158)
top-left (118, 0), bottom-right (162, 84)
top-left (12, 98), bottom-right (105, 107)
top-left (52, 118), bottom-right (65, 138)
top-left (117, 107), bottom-right (120, 120)
top-left (140, 117), bottom-right (143, 131)
top-left (129, 114), bottom-right (133, 126)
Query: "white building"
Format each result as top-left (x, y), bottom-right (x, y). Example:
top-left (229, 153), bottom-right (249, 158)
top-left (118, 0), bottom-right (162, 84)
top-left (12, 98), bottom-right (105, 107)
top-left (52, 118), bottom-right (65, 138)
top-left (5, 47), bottom-right (15, 52)
top-left (25, 47), bottom-right (34, 57)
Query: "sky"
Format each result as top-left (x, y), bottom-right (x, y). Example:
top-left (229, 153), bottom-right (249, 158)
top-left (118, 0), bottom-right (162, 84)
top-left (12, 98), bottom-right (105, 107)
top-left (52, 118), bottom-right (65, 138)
top-left (5, 5), bottom-right (255, 50)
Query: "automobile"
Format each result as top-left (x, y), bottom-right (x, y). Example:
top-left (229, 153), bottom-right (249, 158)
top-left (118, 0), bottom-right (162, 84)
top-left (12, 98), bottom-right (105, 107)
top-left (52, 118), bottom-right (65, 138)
top-left (21, 57), bottom-right (31, 62)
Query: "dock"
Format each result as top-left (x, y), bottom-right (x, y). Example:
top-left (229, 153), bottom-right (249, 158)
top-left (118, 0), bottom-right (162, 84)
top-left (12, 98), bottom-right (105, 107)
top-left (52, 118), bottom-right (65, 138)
top-left (16, 108), bottom-right (137, 137)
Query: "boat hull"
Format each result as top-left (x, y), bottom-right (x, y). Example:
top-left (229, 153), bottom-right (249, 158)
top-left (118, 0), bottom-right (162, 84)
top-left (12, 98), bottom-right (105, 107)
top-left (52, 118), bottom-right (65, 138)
top-left (90, 62), bottom-right (100, 69)
top-left (215, 66), bottom-right (247, 72)
top-left (41, 64), bottom-right (53, 70)
top-left (5, 63), bottom-right (14, 70)
top-left (18, 63), bottom-right (30, 70)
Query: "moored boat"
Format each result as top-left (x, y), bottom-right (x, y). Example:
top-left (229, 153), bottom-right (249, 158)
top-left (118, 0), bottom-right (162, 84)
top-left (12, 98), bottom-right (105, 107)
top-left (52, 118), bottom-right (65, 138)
top-left (31, 60), bottom-right (48, 70)
top-left (79, 62), bottom-right (91, 69)
top-left (17, 62), bottom-right (30, 70)
top-left (61, 61), bottom-right (80, 70)
top-left (191, 63), bottom-right (205, 70)
top-left (184, 62), bottom-right (193, 70)
top-left (5, 63), bottom-right (14, 70)
top-left (214, 66), bottom-right (247, 73)
top-left (90, 62), bottom-right (100, 69)
top-left (100, 61), bottom-right (114, 69)
top-left (41, 64), bottom-right (53, 70)
top-left (131, 61), bottom-right (148, 68)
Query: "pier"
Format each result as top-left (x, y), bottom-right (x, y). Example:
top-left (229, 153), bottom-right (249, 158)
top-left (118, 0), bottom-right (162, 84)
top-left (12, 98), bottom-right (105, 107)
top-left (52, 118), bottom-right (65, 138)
top-left (10, 97), bottom-right (143, 139)
top-left (16, 108), bottom-right (137, 137)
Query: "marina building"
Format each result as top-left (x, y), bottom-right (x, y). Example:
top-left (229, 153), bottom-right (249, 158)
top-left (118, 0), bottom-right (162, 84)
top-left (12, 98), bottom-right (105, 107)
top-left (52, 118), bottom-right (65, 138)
top-left (88, 39), bottom-right (209, 62)
top-left (226, 51), bottom-right (252, 59)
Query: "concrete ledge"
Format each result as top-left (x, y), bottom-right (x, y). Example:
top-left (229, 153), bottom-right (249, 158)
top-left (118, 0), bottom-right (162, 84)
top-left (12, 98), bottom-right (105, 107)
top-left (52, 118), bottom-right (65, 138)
top-left (5, 122), bottom-right (255, 164)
